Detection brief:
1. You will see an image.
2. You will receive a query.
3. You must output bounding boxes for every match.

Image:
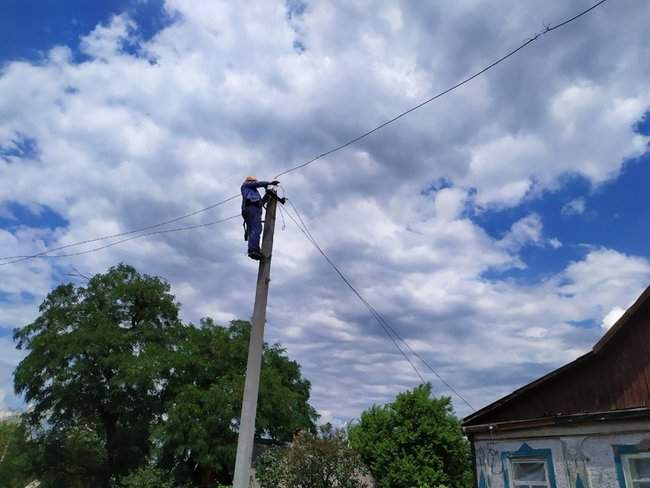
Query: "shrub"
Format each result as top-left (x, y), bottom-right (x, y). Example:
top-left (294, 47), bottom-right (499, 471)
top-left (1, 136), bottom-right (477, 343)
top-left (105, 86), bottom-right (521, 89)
top-left (255, 425), bottom-right (370, 488)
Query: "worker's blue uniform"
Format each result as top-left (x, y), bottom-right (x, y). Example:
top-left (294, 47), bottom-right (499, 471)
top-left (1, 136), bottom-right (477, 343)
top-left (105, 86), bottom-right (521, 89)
top-left (241, 180), bottom-right (271, 255)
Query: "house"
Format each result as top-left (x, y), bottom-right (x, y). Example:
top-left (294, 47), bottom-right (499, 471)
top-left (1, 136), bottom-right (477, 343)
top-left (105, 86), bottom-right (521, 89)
top-left (462, 286), bottom-right (650, 488)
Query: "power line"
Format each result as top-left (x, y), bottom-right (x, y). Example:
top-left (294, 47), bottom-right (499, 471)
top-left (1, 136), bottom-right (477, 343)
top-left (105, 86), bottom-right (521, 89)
top-left (284, 200), bottom-right (426, 385)
top-left (284, 197), bottom-right (475, 410)
top-left (0, 214), bottom-right (240, 265)
top-left (273, 5), bottom-right (613, 397)
top-left (2, 0), bottom-right (608, 264)
top-left (0, 195), bottom-right (240, 264)
top-left (286, 199), bottom-right (470, 407)
top-left (273, 0), bottom-right (609, 179)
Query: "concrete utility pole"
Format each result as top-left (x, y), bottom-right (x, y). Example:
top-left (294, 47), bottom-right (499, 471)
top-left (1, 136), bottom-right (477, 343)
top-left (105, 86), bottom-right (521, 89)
top-left (233, 190), bottom-right (279, 488)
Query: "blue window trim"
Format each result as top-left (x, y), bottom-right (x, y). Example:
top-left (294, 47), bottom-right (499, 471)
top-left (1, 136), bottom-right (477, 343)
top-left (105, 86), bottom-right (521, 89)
top-left (613, 444), bottom-right (650, 488)
top-left (501, 443), bottom-right (558, 488)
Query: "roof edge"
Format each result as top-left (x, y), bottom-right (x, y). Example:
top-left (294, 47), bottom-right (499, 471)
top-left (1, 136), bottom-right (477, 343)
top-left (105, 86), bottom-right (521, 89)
top-left (463, 284), bottom-right (650, 426)
top-left (464, 407), bottom-right (650, 435)
top-left (462, 351), bottom-right (593, 425)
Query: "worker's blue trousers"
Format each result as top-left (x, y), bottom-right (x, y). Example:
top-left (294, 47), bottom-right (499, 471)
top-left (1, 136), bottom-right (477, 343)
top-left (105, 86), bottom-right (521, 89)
top-left (243, 206), bottom-right (263, 253)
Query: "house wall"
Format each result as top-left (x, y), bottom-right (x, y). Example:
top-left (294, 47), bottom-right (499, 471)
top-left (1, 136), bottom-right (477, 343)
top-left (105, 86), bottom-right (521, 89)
top-left (473, 431), bottom-right (650, 488)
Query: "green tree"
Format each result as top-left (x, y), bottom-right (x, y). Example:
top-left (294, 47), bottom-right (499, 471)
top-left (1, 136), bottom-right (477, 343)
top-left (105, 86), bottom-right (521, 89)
top-left (255, 424), bottom-right (370, 488)
top-left (14, 264), bottom-right (183, 487)
top-left (156, 319), bottom-right (318, 487)
top-left (28, 425), bottom-right (108, 488)
top-left (118, 465), bottom-right (185, 488)
top-left (0, 418), bottom-right (36, 488)
top-left (12, 264), bottom-right (318, 488)
top-left (348, 384), bottom-right (472, 488)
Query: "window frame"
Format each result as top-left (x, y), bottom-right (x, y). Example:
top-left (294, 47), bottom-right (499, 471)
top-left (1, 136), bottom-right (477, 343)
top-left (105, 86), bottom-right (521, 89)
top-left (613, 443), bottom-right (650, 488)
top-left (501, 443), bottom-right (558, 488)
top-left (622, 452), bottom-right (650, 488)
top-left (509, 457), bottom-right (552, 488)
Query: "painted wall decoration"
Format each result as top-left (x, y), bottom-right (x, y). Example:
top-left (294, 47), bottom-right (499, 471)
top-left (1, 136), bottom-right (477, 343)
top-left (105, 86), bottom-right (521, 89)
top-left (472, 431), bottom-right (650, 488)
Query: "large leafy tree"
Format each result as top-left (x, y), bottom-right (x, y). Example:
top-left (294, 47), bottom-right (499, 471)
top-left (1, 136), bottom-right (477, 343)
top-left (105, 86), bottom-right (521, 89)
top-left (348, 384), bottom-right (473, 488)
top-left (13, 264), bottom-right (318, 488)
top-left (14, 264), bottom-right (183, 487)
top-left (157, 319), bottom-right (318, 487)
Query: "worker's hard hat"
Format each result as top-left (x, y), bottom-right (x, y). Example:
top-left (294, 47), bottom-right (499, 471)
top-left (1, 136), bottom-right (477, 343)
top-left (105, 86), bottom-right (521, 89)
top-left (245, 175), bottom-right (257, 182)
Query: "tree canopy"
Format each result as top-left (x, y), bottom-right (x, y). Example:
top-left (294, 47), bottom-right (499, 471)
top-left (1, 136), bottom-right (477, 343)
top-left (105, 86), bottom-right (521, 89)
top-left (156, 319), bottom-right (317, 485)
top-left (14, 264), bottom-right (180, 486)
top-left (13, 263), bottom-right (317, 487)
top-left (348, 384), bottom-right (473, 488)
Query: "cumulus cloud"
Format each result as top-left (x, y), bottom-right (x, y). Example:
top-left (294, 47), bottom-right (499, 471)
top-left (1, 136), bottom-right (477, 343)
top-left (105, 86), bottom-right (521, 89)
top-left (601, 306), bottom-right (626, 330)
top-left (562, 198), bottom-right (586, 216)
top-left (498, 214), bottom-right (544, 250)
top-left (79, 15), bottom-right (137, 60)
top-left (0, 0), bottom-right (649, 420)
top-left (497, 213), bottom-right (561, 254)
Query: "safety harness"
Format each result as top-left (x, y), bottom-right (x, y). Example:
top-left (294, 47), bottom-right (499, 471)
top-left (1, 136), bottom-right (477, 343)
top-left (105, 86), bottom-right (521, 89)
top-left (241, 190), bottom-right (285, 242)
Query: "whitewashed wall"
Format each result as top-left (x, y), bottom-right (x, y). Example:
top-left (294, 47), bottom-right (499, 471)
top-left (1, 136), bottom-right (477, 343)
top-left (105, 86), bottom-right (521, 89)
top-left (474, 431), bottom-right (650, 488)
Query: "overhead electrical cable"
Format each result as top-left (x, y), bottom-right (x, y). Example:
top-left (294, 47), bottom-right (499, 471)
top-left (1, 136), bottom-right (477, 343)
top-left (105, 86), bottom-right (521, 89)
top-left (0, 215), bottom-right (240, 265)
top-left (0, 195), bottom-right (240, 264)
top-left (273, 0), bottom-right (608, 179)
top-left (284, 197), bottom-right (475, 410)
top-left (1, 0), bottom-right (608, 265)
top-left (283, 201), bottom-right (426, 385)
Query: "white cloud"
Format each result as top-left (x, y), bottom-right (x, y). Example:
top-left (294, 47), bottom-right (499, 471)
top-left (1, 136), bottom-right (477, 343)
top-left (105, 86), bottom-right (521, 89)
top-left (499, 214), bottom-right (544, 251)
top-left (562, 198), bottom-right (586, 216)
top-left (434, 187), bottom-right (467, 222)
top-left (498, 213), bottom-right (561, 253)
top-left (79, 15), bottom-right (137, 61)
top-left (601, 306), bottom-right (626, 331)
top-left (0, 0), bottom-right (649, 420)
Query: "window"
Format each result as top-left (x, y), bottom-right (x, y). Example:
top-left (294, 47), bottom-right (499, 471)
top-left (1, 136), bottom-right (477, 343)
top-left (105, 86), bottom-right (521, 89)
top-left (510, 458), bottom-right (551, 488)
top-left (623, 453), bottom-right (650, 488)
top-left (502, 443), bottom-right (557, 488)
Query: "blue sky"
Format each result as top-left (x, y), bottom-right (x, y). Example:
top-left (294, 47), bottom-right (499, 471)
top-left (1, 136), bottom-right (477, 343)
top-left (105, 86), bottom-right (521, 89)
top-left (0, 0), bottom-right (168, 64)
top-left (0, 0), bottom-right (649, 422)
top-left (478, 143), bottom-right (650, 283)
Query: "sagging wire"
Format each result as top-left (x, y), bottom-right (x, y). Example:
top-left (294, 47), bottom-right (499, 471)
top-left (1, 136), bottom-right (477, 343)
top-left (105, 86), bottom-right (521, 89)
top-left (282, 192), bottom-right (475, 410)
top-left (0, 215), bottom-right (240, 264)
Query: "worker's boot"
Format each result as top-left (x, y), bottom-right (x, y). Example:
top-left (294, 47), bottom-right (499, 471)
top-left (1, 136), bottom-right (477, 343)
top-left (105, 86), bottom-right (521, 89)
top-left (248, 249), bottom-right (263, 260)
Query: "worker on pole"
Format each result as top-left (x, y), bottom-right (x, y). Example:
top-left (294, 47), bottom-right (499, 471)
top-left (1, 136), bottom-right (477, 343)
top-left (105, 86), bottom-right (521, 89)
top-left (241, 176), bottom-right (279, 260)
top-left (233, 181), bottom-right (283, 488)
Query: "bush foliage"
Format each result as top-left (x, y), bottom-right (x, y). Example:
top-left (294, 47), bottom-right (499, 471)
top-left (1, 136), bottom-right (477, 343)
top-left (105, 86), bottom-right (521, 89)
top-left (348, 384), bottom-right (473, 488)
top-left (255, 425), bottom-right (371, 488)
